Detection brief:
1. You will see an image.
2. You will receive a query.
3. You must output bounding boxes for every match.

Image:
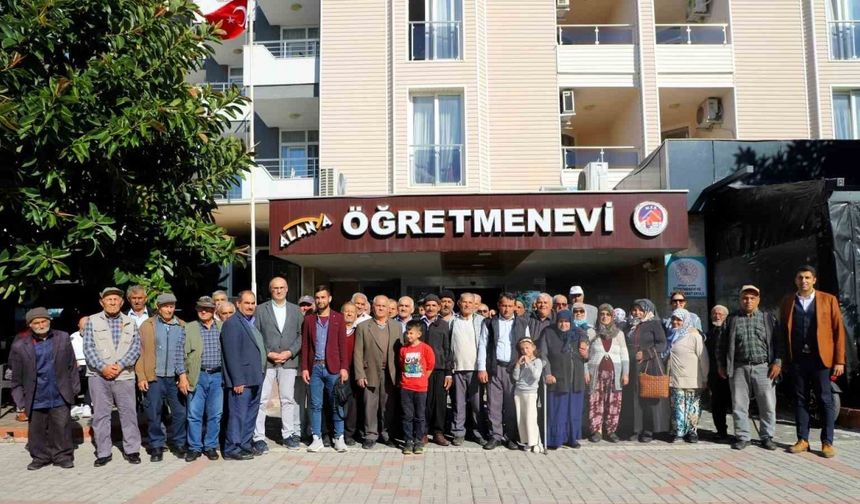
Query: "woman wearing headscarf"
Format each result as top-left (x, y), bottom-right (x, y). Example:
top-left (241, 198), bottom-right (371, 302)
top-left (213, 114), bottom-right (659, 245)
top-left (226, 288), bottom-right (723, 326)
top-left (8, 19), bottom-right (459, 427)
top-left (539, 307), bottom-right (590, 449)
top-left (619, 298), bottom-right (669, 442)
top-left (667, 308), bottom-right (709, 443)
top-left (586, 304), bottom-right (629, 443)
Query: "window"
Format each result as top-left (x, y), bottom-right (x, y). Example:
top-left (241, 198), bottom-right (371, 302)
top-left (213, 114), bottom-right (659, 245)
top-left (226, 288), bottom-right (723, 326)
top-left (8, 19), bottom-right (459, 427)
top-left (834, 90), bottom-right (860, 139)
top-left (227, 66), bottom-right (243, 86)
top-left (829, 0), bottom-right (860, 59)
top-left (274, 130), bottom-right (319, 178)
top-left (409, 0), bottom-right (462, 61)
top-left (277, 27), bottom-right (320, 58)
top-left (410, 94), bottom-right (463, 185)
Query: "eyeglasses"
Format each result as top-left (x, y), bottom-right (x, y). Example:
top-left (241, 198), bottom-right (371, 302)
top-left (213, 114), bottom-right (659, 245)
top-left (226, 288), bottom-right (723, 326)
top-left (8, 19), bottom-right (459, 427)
top-left (555, 302), bottom-right (568, 307)
top-left (571, 294), bottom-right (583, 298)
top-left (573, 309), bottom-right (585, 314)
top-left (599, 312), bottom-right (612, 317)
top-left (671, 298), bottom-right (685, 304)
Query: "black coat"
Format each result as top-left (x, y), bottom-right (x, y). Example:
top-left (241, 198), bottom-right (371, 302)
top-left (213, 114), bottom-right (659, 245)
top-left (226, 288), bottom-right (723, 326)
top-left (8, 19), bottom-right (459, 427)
top-left (539, 326), bottom-right (587, 393)
top-left (9, 330), bottom-right (80, 416)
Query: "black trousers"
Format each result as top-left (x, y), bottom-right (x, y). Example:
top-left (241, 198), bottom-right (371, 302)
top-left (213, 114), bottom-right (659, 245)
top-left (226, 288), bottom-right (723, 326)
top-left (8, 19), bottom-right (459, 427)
top-left (425, 370), bottom-right (447, 435)
top-left (29, 405), bottom-right (74, 465)
top-left (709, 374), bottom-right (732, 435)
top-left (344, 380), bottom-right (364, 441)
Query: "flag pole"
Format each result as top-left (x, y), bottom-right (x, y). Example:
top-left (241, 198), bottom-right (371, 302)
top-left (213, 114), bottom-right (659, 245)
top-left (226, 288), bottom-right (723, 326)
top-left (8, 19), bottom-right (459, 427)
top-left (247, 0), bottom-right (257, 296)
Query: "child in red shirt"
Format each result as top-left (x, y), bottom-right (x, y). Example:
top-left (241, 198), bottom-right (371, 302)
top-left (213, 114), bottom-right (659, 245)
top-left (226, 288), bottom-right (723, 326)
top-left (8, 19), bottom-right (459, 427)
top-left (399, 320), bottom-right (435, 455)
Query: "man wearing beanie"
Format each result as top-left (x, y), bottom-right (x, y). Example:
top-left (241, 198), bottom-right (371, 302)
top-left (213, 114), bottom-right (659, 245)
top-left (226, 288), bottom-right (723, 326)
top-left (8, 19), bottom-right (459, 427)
top-left (9, 307), bottom-right (80, 470)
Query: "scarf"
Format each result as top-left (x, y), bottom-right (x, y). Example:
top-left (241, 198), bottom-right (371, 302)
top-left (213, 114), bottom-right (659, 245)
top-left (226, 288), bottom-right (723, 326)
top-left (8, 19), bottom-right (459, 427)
top-left (597, 303), bottom-right (618, 340)
top-left (665, 308), bottom-right (692, 357)
top-left (630, 298), bottom-right (657, 328)
top-left (556, 310), bottom-right (579, 353)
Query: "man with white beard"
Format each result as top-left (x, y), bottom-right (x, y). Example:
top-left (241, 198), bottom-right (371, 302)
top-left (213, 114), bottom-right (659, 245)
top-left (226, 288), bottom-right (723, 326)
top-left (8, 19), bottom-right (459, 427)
top-left (706, 305), bottom-right (730, 441)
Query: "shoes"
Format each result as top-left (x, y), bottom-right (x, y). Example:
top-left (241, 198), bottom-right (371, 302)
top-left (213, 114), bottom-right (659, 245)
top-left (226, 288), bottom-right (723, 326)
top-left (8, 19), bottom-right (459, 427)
top-left (27, 460), bottom-right (50, 471)
top-left (732, 440), bottom-right (749, 450)
top-left (334, 436), bottom-right (348, 453)
top-left (714, 430), bottom-right (729, 442)
top-left (150, 448), bottom-right (164, 463)
top-left (70, 405), bottom-right (83, 418)
top-left (505, 440), bottom-right (519, 450)
top-left (606, 433), bottom-right (620, 443)
top-left (170, 446), bottom-right (187, 459)
top-left (670, 435), bottom-right (683, 443)
top-left (569, 441), bottom-right (581, 449)
top-left (685, 432), bottom-right (699, 444)
top-left (55, 460), bottom-right (74, 469)
top-left (223, 451), bottom-right (253, 461)
top-left (589, 433), bottom-right (601, 443)
top-left (345, 437), bottom-right (356, 447)
top-left (122, 452), bottom-right (141, 465)
top-left (451, 436), bottom-right (465, 446)
top-left (821, 443), bottom-right (836, 458)
top-left (282, 435), bottom-right (301, 450)
top-left (252, 440), bottom-right (269, 455)
top-left (761, 438), bottom-right (777, 451)
top-left (380, 433), bottom-right (391, 445)
top-left (402, 441), bottom-right (413, 455)
top-left (433, 433), bottom-right (450, 446)
top-left (413, 443), bottom-right (424, 455)
top-left (203, 449), bottom-right (220, 461)
top-left (322, 435), bottom-right (332, 448)
top-left (362, 439), bottom-right (376, 450)
top-left (638, 434), bottom-right (653, 443)
top-left (307, 435), bottom-right (324, 453)
top-left (185, 451), bottom-right (201, 462)
top-left (469, 435), bottom-right (488, 447)
top-left (788, 439), bottom-right (810, 454)
top-left (80, 405), bottom-right (92, 418)
top-left (15, 410), bottom-right (27, 422)
top-left (483, 439), bottom-right (499, 450)
top-left (93, 455), bottom-right (113, 467)
top-left (421, 435), bottom-right (429, 446)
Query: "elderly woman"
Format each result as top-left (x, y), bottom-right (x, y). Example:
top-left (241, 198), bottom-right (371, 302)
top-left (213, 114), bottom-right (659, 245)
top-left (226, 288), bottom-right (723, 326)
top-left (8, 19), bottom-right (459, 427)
top-left (619, 299), bottom-right (669, 443)
top-left (539, 308), bottom-right (590, 449)
top-left (586, 304), bottom-right (629, 443)
top-left (667, 309), bottom-right (709, 443)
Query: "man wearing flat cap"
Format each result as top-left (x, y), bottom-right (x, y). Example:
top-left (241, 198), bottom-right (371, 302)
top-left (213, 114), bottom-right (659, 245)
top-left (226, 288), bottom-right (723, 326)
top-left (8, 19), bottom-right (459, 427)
top-left (183, 296), bottom-right (223, 461)
top-left (10, 307), bottom-right (79, 470)
top-left (135, 292), bottom-right (188, 462)
top-left (83, 287), bottom-right (143, 466)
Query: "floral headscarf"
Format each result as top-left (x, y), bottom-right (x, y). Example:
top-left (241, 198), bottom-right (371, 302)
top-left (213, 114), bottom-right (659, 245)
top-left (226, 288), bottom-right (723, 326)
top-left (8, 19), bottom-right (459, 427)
top-left (665, 308), bottom-right (692, 357)
top-left (629, 298), bottom-right (657, 328)
top-left (596, 303), bottom-right (618, 340)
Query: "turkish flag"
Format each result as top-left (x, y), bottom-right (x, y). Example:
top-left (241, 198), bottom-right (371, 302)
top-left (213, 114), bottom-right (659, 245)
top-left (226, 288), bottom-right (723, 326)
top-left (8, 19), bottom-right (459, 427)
top-left (196, 0), bottom-right (249, 40)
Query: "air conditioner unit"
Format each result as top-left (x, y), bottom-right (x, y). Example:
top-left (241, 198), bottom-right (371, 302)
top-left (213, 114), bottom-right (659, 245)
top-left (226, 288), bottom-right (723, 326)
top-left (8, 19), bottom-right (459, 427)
top-left (696, 97), bottom-right (723, 129)
top-left (318, 167), bottom-right (337, 196)
top-left (579, 162), bottom-right (610, 191)
top-left (561, 90), bottom-right (575, 115)
top-left (560, 168), bottom-right (579, 187)
top-left (556, 0), bottom-right (570, 18)
top-left (687, 0), bottom-right (712, 22)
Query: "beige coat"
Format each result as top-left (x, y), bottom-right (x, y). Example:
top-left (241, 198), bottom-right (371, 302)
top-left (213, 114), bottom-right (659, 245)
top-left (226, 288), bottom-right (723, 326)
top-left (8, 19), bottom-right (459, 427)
top-left (353, 318), bottom-right (401, 387)
top-left (668, 329), bottom-right (709, 389)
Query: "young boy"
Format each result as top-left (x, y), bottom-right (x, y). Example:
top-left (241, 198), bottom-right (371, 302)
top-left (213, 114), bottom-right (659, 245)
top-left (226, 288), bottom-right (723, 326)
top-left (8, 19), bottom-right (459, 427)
top-left (400, 320), bottom-right (435, 455)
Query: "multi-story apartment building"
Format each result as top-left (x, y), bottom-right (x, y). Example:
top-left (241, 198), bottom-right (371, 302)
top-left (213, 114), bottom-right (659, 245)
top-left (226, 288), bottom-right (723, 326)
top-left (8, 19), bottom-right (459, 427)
top-left (192, 0), bottom-right (860, 306)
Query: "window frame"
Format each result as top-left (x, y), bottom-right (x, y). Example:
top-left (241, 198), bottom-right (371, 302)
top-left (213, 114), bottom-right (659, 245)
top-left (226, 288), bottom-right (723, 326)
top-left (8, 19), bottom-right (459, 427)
top-left (832, 88), bottom-right (860, 139)
top-left (407, 90), bottom-right (466, 187)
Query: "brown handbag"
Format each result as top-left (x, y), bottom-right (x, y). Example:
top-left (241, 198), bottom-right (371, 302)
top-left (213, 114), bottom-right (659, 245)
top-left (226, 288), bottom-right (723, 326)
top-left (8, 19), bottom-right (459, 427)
top-left (639, 351), bottom-right (669, 399)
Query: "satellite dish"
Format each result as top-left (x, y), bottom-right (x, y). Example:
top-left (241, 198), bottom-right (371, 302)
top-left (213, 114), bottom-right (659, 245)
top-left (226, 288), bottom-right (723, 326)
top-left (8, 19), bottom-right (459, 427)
top-left (337, 173), bottom-right (347, 195)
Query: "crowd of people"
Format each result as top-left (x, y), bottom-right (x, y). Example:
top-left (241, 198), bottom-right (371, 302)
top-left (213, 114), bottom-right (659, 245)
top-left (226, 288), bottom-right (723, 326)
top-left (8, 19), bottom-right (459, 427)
top-left (7, 265), bottom-right (847, 470)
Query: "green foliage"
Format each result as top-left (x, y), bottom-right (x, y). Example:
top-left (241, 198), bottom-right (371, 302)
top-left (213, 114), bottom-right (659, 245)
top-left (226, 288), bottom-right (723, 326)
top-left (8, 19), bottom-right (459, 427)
top-left (0, 0), bottom-right (251, 301)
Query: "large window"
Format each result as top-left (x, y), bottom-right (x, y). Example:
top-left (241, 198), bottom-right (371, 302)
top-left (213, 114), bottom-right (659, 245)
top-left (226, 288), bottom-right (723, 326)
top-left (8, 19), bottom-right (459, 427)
top-left (834, 90), bottom-right (860, 139)
top-left (410, 94), bottom-right (463, 186)
top-left (265, 130), bottom-right (319, 179)
top-left (829, 0), bottom-right (860, 59)
top-left (409, 0), bottom-right (462, 61)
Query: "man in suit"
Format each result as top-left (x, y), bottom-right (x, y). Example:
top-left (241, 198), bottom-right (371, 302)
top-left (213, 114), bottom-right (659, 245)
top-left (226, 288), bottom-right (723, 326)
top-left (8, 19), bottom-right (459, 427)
top-left (782, 265), bottom-right (847, 458)
top-left (253, 277), bottom-right (303, 452)
top-left (301, 284), bottom-right (349, 452)
top-left (184, 296), bottom-right (224, 462)
top-left (477, 292), bottom-right (531, 450)
top-left (354, 294), bottom-right (403, 449)
top-left (9, 307), bottom-right (80, 470)
top-left (221, 290), bottom-right (267, 460)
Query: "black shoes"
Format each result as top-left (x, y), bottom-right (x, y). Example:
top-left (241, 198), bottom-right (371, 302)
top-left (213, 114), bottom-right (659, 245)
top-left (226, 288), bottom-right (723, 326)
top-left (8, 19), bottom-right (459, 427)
top-left (732, 440), bottom-right (750, 450)
top-left (94, 455), bottom-right (113, 467)
top-left (589, 433), bottom-right (602, 443)
top-left (223, 451), bottom-right (254, 461)
top-left (685, 432), bottom-right (699, 444)
top-left (252, 440), bottom-right (269, 455)
top-left (203, 449), bottom-right (220, 461)
top-left (362, 440), bottom-right (376, 450)
top-left (123, 452), bottom-right (141, 464)
top-left (344, 437), bottom-right (356, 447)
top-left (638, 433), bottom-right (653, 443)
top-left (606, 433), bottom-right (620, 443)
top-left (150, 448), bottom-right (164, 462)
top-left (27, 460), bottom-right (50, 471)
top-left (170, 446), bottom-right (187, 459)
top-left (761, 438), bottom-right (778, 451)
top-left (483, 439), bottom-right (499, 450)
top-left (185, 451), bottom-right (202, 462)
top-left (451, 436), bottom-right (465, 446)
top-left (506, 440), bottom-right (519, 450)
top-left (670, 435), bottom-right (683, 443)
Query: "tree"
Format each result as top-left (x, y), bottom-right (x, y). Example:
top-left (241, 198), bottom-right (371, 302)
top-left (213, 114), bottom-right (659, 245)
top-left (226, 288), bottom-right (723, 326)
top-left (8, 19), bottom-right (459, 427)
top-left (0, 0), bottom-right (251, 301)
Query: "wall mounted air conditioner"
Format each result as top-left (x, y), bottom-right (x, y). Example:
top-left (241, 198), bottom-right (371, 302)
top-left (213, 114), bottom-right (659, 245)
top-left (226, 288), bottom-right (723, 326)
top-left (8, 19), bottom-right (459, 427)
top-left (580, 162), bottom-right (610, 191)
top-left (696, 97), bottom-right (723, 129)
top-left (318, 168), bottom-right (337, 196)
top-left (561, 90), bottom-right (575, 115)
top-left (687, 0), bottom-right (712, 22)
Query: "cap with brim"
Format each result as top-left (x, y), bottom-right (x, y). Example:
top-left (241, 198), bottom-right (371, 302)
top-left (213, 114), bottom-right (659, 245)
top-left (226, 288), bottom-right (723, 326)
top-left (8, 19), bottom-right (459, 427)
top-left (740, 285), bottom-right (760, 295)
top-left (25, 307), bottom-right (51, 325)
top-left (423, 294), bottom-right (441, 304)
top-left (195, 296), bottom-right (216, 309)
top-left (100, 287), bottom-right (124, 299)
top-left (299, 295), bottom-right (314, 305)
top-left (156, 293), bottom-right (178, 306)
top-left (569, 285), bottom-right (584, 296)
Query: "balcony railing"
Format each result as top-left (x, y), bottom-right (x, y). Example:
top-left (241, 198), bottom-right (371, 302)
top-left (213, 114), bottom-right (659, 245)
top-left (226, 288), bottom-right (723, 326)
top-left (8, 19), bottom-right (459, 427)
top-left (257, 158), bottom-right (319, 179)
top-left (655, 24), bottom-right (728, 44)
top-left (410, 21), bottom-right (462, 60)
top-left (557, 24), bottom-right (634, 45)
top-left (561, 146), bottom-right (639, 171)
top-left (206, 82), bottom-right (246, 95)
top-left (830, 21), bottom-right (860, 60)
top-left (216, 177), bottom-right (243, 201)
top-left (409, 144), bottom-right (464, 185)
top-left (256, 39), bottom-right (320, 59)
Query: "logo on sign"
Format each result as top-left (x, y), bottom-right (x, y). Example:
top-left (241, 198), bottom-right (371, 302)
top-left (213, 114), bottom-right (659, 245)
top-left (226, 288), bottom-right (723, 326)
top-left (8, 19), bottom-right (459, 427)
top-left (279, 213), bottom-right (333, 249)
top-left (632, 201), bottom-right (668, 237)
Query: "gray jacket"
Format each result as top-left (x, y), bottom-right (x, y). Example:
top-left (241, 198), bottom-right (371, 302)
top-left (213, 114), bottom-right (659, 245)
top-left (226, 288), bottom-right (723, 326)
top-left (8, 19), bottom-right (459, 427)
top-left (256, 300), bottom-right (303, 369)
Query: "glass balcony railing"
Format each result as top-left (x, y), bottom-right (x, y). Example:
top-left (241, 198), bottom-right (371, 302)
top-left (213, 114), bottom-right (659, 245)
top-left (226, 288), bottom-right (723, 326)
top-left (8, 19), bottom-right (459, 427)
top-left (561, 146), bottom-right (640, 171)
top-left (256, 39), bottom-right (320, 59)
top-left (257, 158), bottom-right (319, 179)
top-left (557, 25), bottom-right (634, 45)
top-left (206, 82), bottom-right (246, 95)
top-left (830, 21), bottom-right (860, 60)
top-left (409, 144), bottom-right (464, 185)
top-left (409, 21), bottom-right (462, 60)
top-left (655, 24), bottom-right (728, 45)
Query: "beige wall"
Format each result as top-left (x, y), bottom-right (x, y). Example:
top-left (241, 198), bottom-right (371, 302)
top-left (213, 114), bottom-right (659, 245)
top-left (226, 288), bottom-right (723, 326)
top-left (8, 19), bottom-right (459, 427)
top-left (637, 1), bottom-right (662, 152)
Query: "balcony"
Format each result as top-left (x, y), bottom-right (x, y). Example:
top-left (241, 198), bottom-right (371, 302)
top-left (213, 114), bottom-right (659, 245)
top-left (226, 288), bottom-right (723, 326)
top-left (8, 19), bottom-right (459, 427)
top-left (257, 0), bottom-right (319, 27)
top-left (257, 157), bottom-right (319, 180)
top-left (409, 21), bottom-right (462, 61)
top-left (659, 87), bottom-right (735, 141)
top-left (655, 24), bottom-right (733, 87)
top-left (409, 144), bottom-right (464, 186)
top-left (560, 146), bottom-right (639, 189)
top-left (830, 21), bottom-right (860, 60)
top-left (557, 24), bottom-right (636, 87)
top-left (215, 163), bottom-right (317, 203)
top-left (243, 40), bottom-right (319, 87)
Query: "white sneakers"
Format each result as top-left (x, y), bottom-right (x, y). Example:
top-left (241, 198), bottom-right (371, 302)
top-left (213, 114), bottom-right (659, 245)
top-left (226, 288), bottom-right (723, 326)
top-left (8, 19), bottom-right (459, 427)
top-left (307, 436), bottom-right (324, 452)
top-left (333, 436), bottom-right (347, 453)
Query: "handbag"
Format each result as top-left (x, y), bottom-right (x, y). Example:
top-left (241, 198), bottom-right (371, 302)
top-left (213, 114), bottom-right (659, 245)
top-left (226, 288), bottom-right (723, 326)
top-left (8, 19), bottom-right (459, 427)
top-left (334, 379), bottom-right (353, 406)
top-left (638, 350), bottom-right (669, 399)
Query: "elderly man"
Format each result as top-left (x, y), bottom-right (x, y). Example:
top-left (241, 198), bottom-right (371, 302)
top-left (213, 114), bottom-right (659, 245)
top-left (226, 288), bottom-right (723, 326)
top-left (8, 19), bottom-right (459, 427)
top-left (136, 293), bottom-right (189, 462)
top-left (478, 293), bottom-right (531, 450)
top-left (10, 308), bottom-right (79, 470)
top-left (528, 293), bottom-right (554, 342)
top-left (421, 294), bottom-right (453, 446)
top-left (126, 285), bottom-right (149, 328)
top-left (782, 265), bottom-right (846, 458)
top-left (218, 301), bottom-right (236, 321)
top-left (568, 286), bottom-right (597, 326)
top-left (706, 305), bottom-right (730, 440)
top-left (450, 293), bottom-right (486, 446)
top-left (394, 296), bottom-right (415, 332)
top-left (184, 296), bottom-right (224, 462)
top-left (440, 290), bottom-right (457, 322)
top-left (221, 290), bottom-right (266, 460)
top-left (352, 292), bottom-right (371, 325)
top-left (552, 294), bottom-right (568, 314)
top-left (298, 295), bottom-right (315, 316)
top-left (387, 298), bottom-right (398, 318)
top-left (717, 285), bottom-right (784, 451)
top-left (253, 277), bottom-right (303, 452)
top-left (84, 287), bottom-right (142, 466)
top-left (354, 295), bottom-right (403, 449)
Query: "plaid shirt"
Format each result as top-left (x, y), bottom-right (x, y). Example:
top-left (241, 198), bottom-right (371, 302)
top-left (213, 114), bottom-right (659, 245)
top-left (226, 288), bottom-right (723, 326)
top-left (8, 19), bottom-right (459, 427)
top-left (199, 322), bottom-right (222, 370)
top-left (732, 310), bottom-right (769, 364)
top-left (82, 312), bottom-right (142, 370)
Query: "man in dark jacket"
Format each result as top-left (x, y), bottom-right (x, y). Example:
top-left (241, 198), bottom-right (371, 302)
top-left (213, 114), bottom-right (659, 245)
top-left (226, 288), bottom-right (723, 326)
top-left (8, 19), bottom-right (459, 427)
top-left (10, 307), bottom-right (80, 470)
top-left (706, 305), bottom-right (730, 440)
top-left (420, 294), bottom-right (453, 446)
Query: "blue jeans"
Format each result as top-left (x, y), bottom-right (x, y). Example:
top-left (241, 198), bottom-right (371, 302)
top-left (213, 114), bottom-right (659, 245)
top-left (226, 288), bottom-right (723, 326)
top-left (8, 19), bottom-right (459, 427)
top-left (309, 364), bottom-right (344, 437)
top-left (187, 371), bottom-right (224, 452)
top-left (400, 389), bottom-right (427, 443)
top-left (143, 376), bottom-right (186, 451)
top-left (225, 385), bottom-right (260, 456)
